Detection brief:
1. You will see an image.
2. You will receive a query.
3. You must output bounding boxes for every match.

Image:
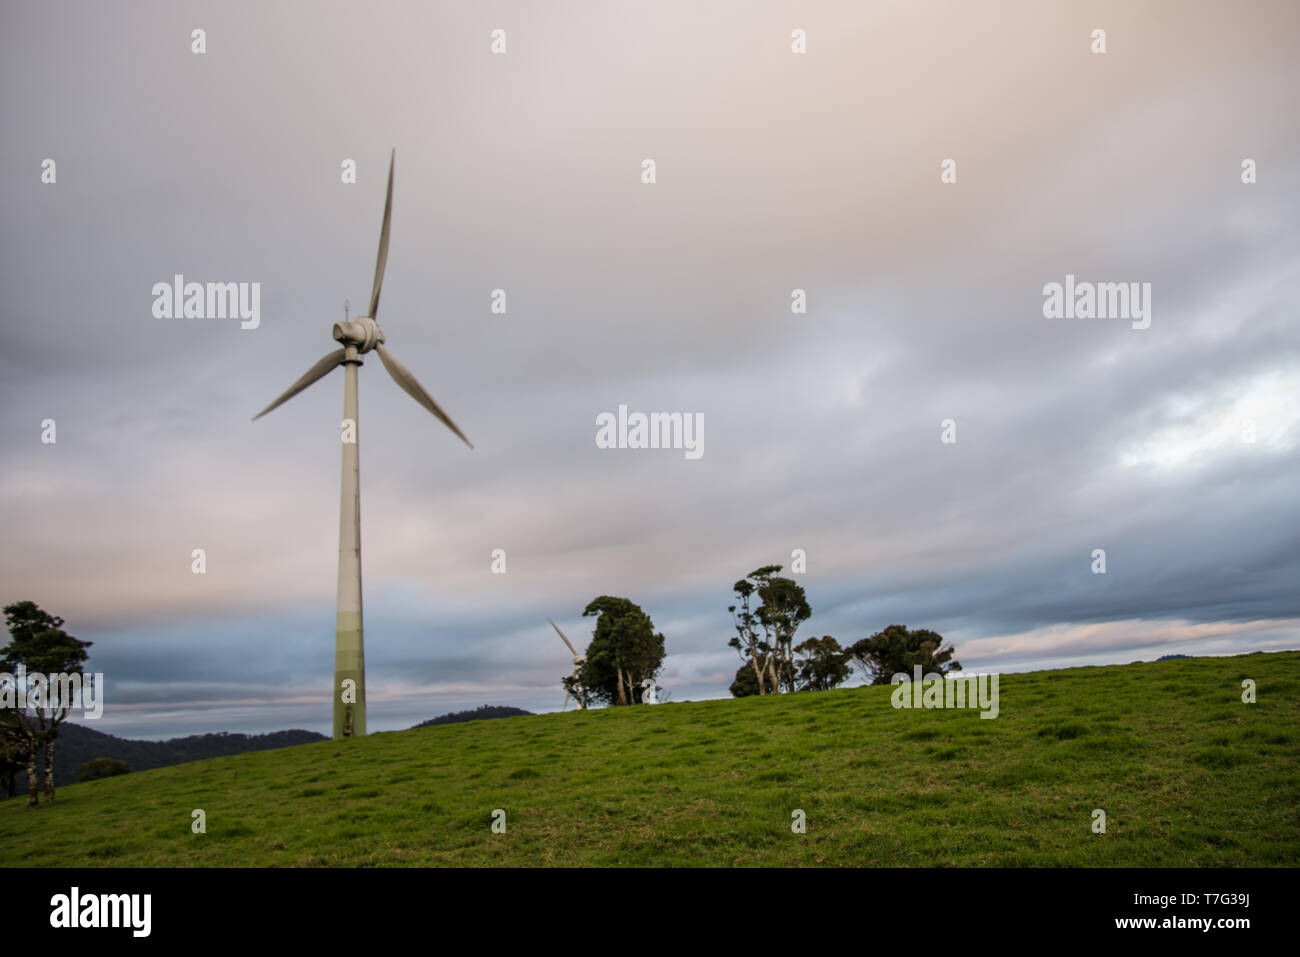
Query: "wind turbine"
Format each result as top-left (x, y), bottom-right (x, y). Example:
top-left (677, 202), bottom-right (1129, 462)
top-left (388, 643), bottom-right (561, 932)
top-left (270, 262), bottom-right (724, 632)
top-left (548, 618), bottom-right (586, 711)
top-left (253, 149), bottom-right (472, 740)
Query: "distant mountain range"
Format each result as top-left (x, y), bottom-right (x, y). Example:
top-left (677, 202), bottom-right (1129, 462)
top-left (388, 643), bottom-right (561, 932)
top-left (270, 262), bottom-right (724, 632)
top-left (6, 705), bottom-right (534, 795)
top-left (7, 725), bottom-right (326, 793)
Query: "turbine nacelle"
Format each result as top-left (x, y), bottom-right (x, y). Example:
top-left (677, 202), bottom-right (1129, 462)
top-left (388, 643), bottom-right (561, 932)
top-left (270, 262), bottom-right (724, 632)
top-left (332, 316), bottom-right (384, 353)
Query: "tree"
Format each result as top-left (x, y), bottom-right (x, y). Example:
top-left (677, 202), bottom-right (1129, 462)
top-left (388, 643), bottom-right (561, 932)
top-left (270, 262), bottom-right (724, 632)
top-left (576, 597), bottom-right (665, 706)
top-left (1, 601), bottom-right (93, 805)
top-left (848, 624), bottom-right (960, 685)
top-left (0, 710), bottom-right (28, 799)
top-left (756, 575), bottom-right (811, 693)
top-left (728, 565), bottom-right (777, 695)
top-left (727, 566), bottom-right (810, 695)
top-left (794, 636), bottom-right (853, 691)
top-left (76, 757), bottom-right (131, 782)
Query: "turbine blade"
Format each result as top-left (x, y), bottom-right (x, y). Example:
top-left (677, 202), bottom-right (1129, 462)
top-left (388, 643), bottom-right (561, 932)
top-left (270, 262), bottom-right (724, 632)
top-left (368, 149), bottom-right (395, 319)
top-left (252, 349), bottom-right (348, 420)
top-left (562, 690), bottom-right (570, 712)
top-left (375, 343), bottom-right (473, 448)
top-left (549, 618), bottom-right (578, 657)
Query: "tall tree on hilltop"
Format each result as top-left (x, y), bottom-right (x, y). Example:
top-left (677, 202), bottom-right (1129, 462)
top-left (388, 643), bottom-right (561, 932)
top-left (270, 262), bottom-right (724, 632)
top-left (727, 566), bottom-right (811, 694)
top-left (848, 624), bottom-right (961, 685)
top-left (728, 566), bottom-right (778, 695)
top-left (1, 601), bottom-right (93, 805)
top-left (578, 597), bottom-right (665, 706)
top-left (756, 574), bottom-right (811, 693)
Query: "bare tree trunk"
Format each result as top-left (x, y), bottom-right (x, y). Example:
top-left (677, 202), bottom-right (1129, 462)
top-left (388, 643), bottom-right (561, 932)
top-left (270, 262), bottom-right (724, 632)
top-left (42, 736), bottom-right (56, 803)
top-left (750, 657), bottom-right (766, 695)
top-left (24, 748), bottom-right (39, 806)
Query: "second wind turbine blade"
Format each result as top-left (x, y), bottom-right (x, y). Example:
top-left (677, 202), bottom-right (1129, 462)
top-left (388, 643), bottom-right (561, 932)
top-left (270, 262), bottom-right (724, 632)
top-left (549, 618), bottom-right (578, 657)
top-left (368, 149), bottom-right (395, 320)
top-left (375, 343), bottom-right (473, 449)
top-left (252, 348), bottom-right (349, 420)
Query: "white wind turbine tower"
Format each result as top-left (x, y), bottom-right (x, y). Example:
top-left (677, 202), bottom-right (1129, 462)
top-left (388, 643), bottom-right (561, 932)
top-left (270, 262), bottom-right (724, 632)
top-left (253, 149), bottom-right (472, 740)
top-left (548, 618), bottom-right (586, 711)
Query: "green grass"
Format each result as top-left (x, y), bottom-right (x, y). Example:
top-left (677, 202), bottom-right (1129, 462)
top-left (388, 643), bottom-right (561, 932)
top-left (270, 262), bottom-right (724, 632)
top-left (2, 651), bottom-right (1296, 866)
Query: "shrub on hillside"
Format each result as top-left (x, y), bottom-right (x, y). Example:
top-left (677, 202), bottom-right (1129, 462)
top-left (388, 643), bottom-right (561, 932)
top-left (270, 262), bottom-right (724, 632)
top-left (76, 758), bottom-right (131, 782)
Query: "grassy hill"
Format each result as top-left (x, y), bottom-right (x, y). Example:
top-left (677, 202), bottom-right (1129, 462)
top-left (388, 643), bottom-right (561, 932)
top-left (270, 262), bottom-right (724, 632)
top-left (2, 651), bottom-right (1296, 866)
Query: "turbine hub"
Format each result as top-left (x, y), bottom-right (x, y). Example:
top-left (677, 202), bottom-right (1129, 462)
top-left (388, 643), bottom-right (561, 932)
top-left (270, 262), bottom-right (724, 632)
top-left (332, 315), bottom-right (384, 353)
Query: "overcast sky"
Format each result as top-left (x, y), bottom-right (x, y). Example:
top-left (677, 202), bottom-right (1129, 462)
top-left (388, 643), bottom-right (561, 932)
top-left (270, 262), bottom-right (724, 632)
top-left (2, 1), bottom-right (1297, 739)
